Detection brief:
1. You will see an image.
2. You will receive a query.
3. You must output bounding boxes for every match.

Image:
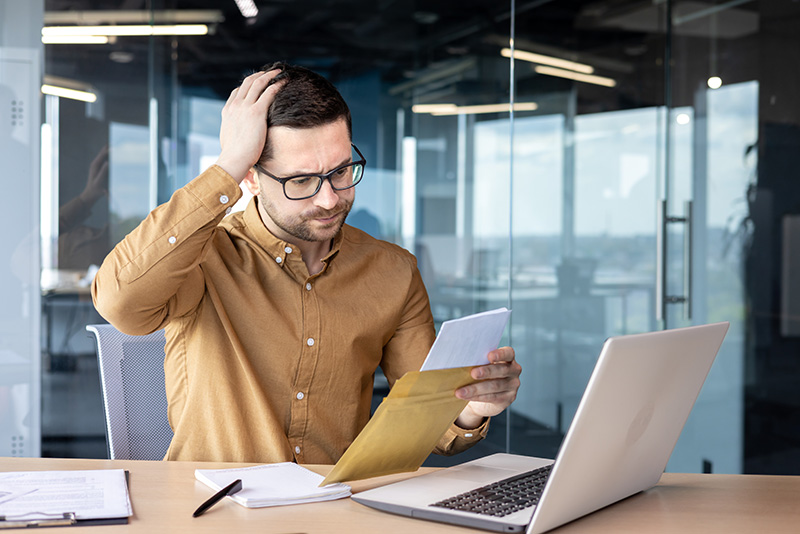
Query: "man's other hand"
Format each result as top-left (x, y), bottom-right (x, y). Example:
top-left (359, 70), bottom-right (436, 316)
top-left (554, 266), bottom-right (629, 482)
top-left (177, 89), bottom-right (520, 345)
top-left (454, 346), bottom-right (521, 430)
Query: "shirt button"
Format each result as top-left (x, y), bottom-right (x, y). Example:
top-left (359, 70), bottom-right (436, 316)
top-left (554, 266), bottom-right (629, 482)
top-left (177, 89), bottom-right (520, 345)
top-left (295, 446), bottom-right (301, 454)
top-left (225, 207), bottom-right (232, 215)
top-left (275, 256), bottom-right (282, 264)
top-left (464, 433), bottom-right (474, 438)
top-left (219, 194), bottom-right (229, 204)
top-left (307, 338), bottom-right (315, 346)
top-left (284, 246), bottom-right (293, 254)
top-left (296, 392), bottom-right (305, 400)
top-left (168, 236), bottom-right (177, 244)
top-left (305, 283), bottom-right (312, 291)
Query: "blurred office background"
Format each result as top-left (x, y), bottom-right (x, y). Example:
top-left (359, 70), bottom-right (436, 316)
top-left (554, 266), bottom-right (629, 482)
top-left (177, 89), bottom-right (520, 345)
top-left (2, 0), bottom-right (799, 474)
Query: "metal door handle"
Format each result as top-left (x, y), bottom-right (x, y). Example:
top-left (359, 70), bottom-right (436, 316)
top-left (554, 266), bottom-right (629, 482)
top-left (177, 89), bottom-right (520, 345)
top-left (656, 199), bottom-right (692, 321)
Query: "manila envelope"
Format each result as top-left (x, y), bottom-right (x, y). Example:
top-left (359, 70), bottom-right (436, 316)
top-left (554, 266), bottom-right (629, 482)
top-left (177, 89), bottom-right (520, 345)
top-left (320, 366), bottom-right (476, 486)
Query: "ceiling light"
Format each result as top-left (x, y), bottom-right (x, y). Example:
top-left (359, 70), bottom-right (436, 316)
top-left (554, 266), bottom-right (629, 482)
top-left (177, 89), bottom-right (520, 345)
top-left (109, 51), bottom-right (135, 64)
top-left (41, 84), bottom-right (97, 103)
top-left (534, 66), bottom-right (617, 87)
top-left (502, 48), bottom-right (594, 74)
top-left (44, 10), bottom-right (224, 24)
top-left (707, 76), bottom-right (722, 89)
top-left (413, 102), bottom-right (538, 116)
top-left (42, 35), bottom-right (110, 44)
top-left (434, 103), bottom-right (538, 115)
top-left (42, 24), bottom-right (209, 37)
top-left (411, 104), bottom-right (457, 113)
top-left (234, 0), bottom-right (259, 18)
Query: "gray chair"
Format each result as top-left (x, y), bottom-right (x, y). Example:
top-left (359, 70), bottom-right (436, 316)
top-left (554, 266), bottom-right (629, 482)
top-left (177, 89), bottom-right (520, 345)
top-left (86, 324), bottom-right (173, 460)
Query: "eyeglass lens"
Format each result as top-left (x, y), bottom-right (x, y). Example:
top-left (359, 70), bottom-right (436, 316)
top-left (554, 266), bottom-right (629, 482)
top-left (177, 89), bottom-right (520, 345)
top-left (284, 162), bottom-right (364, 199)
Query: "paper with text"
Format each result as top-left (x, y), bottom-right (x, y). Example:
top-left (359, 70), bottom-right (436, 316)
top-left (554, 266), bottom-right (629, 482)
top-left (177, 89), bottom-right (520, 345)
top-left (420, 307), bottom-right (511, 371)
top-left (0, 469), bottom-right (132, 521)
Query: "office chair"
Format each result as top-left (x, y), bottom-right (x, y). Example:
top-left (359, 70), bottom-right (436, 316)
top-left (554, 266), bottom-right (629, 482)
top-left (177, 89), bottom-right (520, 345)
top-left (86, 324), bottom-right (174, 460)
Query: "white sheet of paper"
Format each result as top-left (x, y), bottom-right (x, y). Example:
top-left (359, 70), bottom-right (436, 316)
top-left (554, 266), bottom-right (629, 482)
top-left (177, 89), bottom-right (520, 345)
top-left (195, 463), bottom-right (351, 508)
top-left (420, 307), bottom-right (511, 371)
top-left (0, 469), bottom-right (132, 521)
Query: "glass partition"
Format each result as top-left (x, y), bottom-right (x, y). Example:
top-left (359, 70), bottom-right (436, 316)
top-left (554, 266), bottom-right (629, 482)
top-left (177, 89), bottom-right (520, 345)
top-left (0, 2), bottom-right (43, 458)
top-left (31, 0), bottom-right (800, 474)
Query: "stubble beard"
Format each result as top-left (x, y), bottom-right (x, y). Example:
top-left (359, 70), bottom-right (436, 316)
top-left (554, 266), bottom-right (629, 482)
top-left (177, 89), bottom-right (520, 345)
top-left (258, 191), bottom-right (353, 243)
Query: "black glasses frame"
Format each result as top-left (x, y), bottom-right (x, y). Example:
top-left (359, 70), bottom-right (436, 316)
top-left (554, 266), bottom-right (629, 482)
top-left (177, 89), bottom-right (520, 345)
top-left (254, 144), bottom-right (366, 200)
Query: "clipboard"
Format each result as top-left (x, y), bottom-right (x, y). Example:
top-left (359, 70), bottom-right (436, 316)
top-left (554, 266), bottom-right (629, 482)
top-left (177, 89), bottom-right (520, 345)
top-left (0, 470), bottom-right (131, 529)
top-left (0, 512), bottom-right (129, 529)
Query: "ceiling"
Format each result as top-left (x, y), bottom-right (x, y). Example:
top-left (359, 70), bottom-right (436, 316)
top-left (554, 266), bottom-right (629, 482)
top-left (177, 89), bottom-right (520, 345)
top-left (43, 1), bottom-right (762, 111)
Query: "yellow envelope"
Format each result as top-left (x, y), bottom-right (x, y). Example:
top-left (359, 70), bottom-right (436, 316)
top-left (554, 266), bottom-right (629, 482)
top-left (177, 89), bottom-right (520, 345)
top-left (321, 366), bottom-right (476, 486)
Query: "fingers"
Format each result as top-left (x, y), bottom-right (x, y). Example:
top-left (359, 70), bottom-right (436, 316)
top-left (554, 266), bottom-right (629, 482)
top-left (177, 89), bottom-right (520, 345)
top-left (217, 69), bottom-right (286, 182)
top-left (454, 345), bottom-right (521, 403)
top-left (453, 347), bottom-right (522, 424)
top-left (470, 347), bottom-right (520, 380)
top-left (89, 145), bottom-right (109, 176)
top-left (256, 73), bottom-right (287, 110)
top-left (488, 346), bottom-right (515, 363)
top-left (227, 69), bottom-right (282, 105)
top-left (456, 374), bottom-right (520, 403)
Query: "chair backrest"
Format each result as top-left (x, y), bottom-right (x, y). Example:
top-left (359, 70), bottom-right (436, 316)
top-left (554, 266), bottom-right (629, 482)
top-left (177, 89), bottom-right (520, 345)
top-left (86, 324), bottom-right (173, 460)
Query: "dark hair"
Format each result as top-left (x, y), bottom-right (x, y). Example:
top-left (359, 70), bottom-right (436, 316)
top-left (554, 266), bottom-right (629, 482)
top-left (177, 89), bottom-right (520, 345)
top-left (258, 61), bottom-right (352, 162)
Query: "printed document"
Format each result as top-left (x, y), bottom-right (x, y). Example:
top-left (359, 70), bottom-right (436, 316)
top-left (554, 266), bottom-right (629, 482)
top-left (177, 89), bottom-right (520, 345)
top-left (0, 469), bottom-right (132, 521)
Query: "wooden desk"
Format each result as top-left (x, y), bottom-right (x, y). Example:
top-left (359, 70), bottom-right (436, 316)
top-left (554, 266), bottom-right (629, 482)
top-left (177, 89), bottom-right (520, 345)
top-left (2, 457), bottom-right (799, 533)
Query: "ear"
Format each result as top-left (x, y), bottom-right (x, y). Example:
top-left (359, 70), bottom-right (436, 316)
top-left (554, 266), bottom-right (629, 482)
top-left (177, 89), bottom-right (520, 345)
top-left (242, 168), bottom-right (260, 196)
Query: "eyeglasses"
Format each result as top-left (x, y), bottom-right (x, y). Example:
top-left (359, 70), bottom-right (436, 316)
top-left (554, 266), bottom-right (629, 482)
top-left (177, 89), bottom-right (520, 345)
top-left (254, 144), bottom-right (366, 200)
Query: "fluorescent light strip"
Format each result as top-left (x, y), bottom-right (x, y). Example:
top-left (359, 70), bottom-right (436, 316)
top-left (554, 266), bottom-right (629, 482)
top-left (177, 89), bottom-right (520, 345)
top-left (502, 48), bottom-right (594, 74)
top-left (234, 0), bottom-right (259, 18)
top-left (411, 104), bottom-right (457, 113)
top-left (534, 66), bottom-right (617, 87)
top-left (44, 10), bottom-right (224, 24)
top-left (413, 102), bottom-right (538, 115)
top-left (42, 24), bottom-right (209, 36)
top-left (41, 84), bottom-right (97, 103)
top-left (42, 35), bottom-right (110, 44)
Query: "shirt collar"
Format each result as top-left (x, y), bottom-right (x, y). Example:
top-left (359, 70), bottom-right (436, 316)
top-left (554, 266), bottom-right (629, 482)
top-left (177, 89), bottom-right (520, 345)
top-left (242, 197), bottom-right (343, 268)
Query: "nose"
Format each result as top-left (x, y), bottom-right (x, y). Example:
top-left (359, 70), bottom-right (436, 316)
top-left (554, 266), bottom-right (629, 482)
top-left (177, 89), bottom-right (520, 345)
top-left (313, 177), bottom-right (340, 210)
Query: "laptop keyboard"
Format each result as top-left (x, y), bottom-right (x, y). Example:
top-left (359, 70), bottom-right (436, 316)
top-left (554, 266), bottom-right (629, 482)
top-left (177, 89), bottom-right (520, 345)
top-left (430, 464), bottom-right (553, 518)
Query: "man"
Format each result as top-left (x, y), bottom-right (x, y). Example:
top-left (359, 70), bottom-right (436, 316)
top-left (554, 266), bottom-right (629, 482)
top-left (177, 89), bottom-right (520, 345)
top-left (92, 63), bottom-right (521, 464)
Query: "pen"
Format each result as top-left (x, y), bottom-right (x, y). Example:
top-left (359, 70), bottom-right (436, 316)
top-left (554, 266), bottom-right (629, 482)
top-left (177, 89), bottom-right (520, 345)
top-left (192, 479), bottom-right (242, 518)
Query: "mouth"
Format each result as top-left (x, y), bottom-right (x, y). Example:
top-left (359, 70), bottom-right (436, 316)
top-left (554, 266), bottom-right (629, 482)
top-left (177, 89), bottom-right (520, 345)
top-left (312, 212), bottom-right (343, 225)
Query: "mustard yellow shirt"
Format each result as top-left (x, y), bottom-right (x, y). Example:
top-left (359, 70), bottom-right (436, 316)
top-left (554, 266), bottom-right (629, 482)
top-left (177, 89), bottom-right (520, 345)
top-left (92, 165), bottom-right (488, 464)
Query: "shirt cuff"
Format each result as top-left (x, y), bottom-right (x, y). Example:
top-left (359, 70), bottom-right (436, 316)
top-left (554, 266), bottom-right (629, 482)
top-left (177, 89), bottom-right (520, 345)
top-left (183, 165), bottom-right (243, 215)
top-left (434, 417), bottom-right (491, 456)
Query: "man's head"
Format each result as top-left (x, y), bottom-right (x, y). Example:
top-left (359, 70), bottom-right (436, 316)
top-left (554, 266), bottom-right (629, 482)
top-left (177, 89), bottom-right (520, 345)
top-left (258, 61), bottom-right (352, 164)
top-left (242, 63), bottom-right (358, 248)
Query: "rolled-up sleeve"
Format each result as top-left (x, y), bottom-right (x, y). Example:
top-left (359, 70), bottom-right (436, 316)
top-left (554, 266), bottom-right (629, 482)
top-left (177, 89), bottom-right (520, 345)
top-left (434, 417), bottom-right (491, 456)
top-left (92, 165), bottom-right (242, 335)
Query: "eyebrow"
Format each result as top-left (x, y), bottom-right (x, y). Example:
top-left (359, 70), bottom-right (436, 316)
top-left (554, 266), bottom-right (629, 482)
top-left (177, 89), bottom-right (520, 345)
top-left (279, 155), bottom-right (353, 178)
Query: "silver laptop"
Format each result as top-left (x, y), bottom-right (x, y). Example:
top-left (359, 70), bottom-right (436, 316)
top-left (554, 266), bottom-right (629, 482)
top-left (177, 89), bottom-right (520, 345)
top-left (353, 322), bottom-right (729, 533)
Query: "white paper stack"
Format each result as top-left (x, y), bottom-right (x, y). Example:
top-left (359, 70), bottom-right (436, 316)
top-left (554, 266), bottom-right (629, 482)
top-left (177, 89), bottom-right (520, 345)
top-left (194, 463), bottom-right (351, 508)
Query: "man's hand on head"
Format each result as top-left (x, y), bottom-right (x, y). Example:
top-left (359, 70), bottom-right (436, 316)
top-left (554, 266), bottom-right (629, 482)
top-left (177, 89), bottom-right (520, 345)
top-left (454, 346), bottom-right (522, 430)
top-left (215, 69), bottom-right (286, 183)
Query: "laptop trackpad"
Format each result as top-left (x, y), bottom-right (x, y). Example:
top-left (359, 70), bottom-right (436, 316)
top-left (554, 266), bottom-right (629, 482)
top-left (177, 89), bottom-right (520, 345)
top-left (443, 464), bottom-right (521, 483)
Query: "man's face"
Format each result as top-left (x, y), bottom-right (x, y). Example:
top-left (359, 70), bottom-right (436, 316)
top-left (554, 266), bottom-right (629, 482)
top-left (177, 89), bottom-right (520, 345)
top-left (250, 119), bottom-right (354, 244)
